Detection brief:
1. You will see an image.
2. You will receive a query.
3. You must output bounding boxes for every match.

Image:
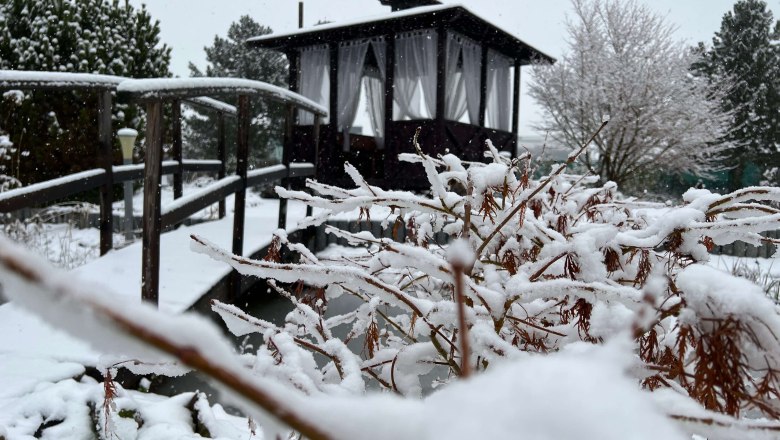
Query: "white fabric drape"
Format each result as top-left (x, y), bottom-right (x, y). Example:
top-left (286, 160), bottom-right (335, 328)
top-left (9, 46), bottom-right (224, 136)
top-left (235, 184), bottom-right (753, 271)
top-left (445, 32), bottom-right (467, 122)
top-left (394, 30), bottom-right (437, 120)
top-left (338, 40), bottom-right (370, 151)
top-left (486, 49), bottom-right (513, 131)
top-left (461, 37), bottom-right (482, 125)
top-left (365, 39), bottom-right (387, 148)
top-left (298, 45), bottom-right (330, 125)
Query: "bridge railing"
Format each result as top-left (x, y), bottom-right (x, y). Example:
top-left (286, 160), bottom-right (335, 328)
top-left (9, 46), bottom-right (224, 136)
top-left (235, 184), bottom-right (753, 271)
top-left (0, 71), bottom-right (327, 307)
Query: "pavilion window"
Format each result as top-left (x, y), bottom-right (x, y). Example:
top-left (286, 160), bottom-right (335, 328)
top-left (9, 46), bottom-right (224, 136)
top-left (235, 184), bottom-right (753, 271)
top-left (298, 44), bottom-right (330, 125)
top-left (336, 38), bottom-right (387, 151)
top-left (393, 29), bottom-right (437, 120)
top-left (485, 49), bottom-right (513, 131)
top-left (445, 32), bottom-right (481, 124)
top-left (364, 39), bottom-right (387, 148)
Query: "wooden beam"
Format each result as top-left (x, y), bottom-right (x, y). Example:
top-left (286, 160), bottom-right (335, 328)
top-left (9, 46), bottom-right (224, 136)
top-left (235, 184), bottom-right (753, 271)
top-left (142, 101), bottom-right (164, 306)
top-left (435, 25), bottom-right (446, 151)
top-left (217, 112), bottom-right (227, 219)
top-left (383, 33), bottom-right (395, 184)
top-left (230, 95), bottom-right (250, 301)
top-left (511, 59), bottom-right (521, 158)
top-left (279, 104), bottom-right (295, 230)
top-left (97, 91), bottom-right (113, 256)
top-left (171, 99), bottom-right (183, 199)
top-left (330, 43), bottom-right (343, 180)
top-left (478, 43), bottom-right (488, 127)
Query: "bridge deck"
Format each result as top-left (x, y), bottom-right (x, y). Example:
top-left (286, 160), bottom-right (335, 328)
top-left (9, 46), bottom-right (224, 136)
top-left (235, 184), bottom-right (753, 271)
top-left (73, 199), bottom-right (308, 313)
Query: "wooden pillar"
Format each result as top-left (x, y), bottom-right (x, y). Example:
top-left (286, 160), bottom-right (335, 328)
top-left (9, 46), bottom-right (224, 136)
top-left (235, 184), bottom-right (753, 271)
top-left (171, 99), bottom-right (183, 199)
top-left (328, 43), bottom-right (339, 180)
top-left (97, 90), bottom-right (113, 256)
top-left (511, 59), bottom-right (522, 158)
top-left (278, 103), bottom-right (294, 230)
top-left (435, 26), bottom-right (446, 152)
top-left (217, 112), bottom-right (227, 219)
top-left (383, 33), bottom-right (395, 185)
top-left (478, 43), bottom-right (489, 127)
top-left (141, 101), bottom-right (164, 306)
top-left (230, 95), bottom-right (250, 301)
top-left (307, 114), bottom-right (321, 218)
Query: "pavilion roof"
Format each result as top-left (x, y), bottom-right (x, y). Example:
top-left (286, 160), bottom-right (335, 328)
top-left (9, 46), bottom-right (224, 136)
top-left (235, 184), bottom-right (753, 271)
top-left (247, 4), bottom-right (554, 64)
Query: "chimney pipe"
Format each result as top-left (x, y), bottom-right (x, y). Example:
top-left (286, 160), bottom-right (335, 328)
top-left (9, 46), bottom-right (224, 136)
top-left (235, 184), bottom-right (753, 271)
top-left (298, 1), bottom-right (304, 28)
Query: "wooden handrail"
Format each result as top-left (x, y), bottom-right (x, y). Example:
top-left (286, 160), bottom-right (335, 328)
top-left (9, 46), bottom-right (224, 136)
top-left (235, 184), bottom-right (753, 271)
top-left (0, 70), bottom-right (238, 116)
top-left (0, 70), bottom-right (328, 307)
top-left (117, 77), bottom-right (328, 118)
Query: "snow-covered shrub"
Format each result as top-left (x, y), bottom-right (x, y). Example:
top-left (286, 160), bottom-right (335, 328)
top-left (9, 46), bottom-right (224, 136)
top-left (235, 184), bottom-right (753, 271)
top-left (5, 127), bottom-right (780, 438)
top-left (193, 128), bottom-right (780, 428)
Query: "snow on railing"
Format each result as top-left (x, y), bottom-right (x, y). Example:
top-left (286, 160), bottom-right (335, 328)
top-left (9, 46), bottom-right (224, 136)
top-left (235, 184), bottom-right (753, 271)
top-left (117, 77), bottom-right (328, 117)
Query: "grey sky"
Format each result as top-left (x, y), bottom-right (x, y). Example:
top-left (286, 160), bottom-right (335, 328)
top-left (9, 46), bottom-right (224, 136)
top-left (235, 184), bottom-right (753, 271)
top-left (130, 0), bottom-right (780, 136)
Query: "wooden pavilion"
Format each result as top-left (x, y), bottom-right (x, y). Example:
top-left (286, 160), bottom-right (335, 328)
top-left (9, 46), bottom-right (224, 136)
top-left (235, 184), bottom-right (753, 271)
top-left (249, 0), bottom-right (554, 189)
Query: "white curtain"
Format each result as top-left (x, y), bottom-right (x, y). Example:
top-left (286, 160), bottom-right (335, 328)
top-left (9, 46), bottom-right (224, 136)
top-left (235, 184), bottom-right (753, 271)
top-left (394, 30), bottom-right (437, 120)
top-left (486, 49), bottom-right (513, 131)
top-left (298, 45), bottom-right (330, 125)
top-left (445, 32), bottom-right (467, 121)
top-left (365, 39), bottom-right (387, 148)
top-left (461, 37), bottom-right (482, 125)
top-left (338, 40), bottom-right (370, 151)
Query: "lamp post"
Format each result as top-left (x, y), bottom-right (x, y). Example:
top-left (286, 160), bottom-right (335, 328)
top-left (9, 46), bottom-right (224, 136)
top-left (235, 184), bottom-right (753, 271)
top-left (117, 128), bottom-right (138, 242)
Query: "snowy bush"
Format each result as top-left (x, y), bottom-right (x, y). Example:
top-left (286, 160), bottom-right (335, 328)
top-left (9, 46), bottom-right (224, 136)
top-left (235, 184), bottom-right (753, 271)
top-left (4, 127), bottom-right (780, 438)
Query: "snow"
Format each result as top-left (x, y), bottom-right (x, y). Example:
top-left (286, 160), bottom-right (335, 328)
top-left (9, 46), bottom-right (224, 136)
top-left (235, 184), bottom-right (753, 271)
top-left (74, 198), bottom-right (308, 313)
top-left (246, 3), bottom-right (555, 61)
top-left (117, 77), bottom-right (328, 117)
top-left (116, 127), bottom-right (138, 137)
top-left (0, 69), bottom-right (124, 88)
top-left (0, 168), bottom-right (105, 201)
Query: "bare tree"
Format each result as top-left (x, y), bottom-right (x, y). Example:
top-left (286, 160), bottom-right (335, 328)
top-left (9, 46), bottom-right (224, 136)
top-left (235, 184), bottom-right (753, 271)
top-left (529, 0), bottom-right (733, 193)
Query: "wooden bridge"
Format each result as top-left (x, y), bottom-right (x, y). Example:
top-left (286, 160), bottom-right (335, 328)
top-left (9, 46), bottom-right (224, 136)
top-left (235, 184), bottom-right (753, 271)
top-left (0, 70), bottom-right (327, 310)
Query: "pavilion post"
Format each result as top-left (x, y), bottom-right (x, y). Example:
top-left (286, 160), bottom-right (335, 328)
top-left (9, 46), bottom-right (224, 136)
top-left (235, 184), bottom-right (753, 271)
top-left (511, 59), bottom-right (521, 158)
top-left (328, 43), bottom-right (339, 180)
top-left (478, 43), bottom-right (488, 128)
top-left (97, 90), bottom-right (113, 256)
top-left (435, 25), bottom-right (446, 152)
top-left (230, 94), bottom-right (250, 301)
top-left (217, 112), bottom-right (227, 218)
top-left (171, 99), bottom-right (183, 200)
top-left (383, 33), bottom-right (395, 185)
top-left (141, 100), bottom-right (164, 306)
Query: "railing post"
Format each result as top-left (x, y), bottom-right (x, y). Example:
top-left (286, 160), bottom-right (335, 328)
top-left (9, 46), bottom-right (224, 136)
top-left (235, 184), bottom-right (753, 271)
top-left (278, 103), bottom-right (294, 230)
top-left (217, 111), bottom-right (227, 219)
top-left (307, 114), bottom-right (321, 218)
top-left (142, 101), bottom-right (164, 307)
top-left (172, 99), bottom-right (183, 200)
top-left (98, 90), bottom-right (113, 255)
top-left (230, 94), bottom-right (250, 301)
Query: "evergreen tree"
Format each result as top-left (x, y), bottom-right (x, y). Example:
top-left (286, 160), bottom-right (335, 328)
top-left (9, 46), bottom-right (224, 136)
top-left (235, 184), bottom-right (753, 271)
top-left (693, 0), bottom-right (780, 190)
top-left (0, 0), bottom-right (171, 184)
top-left (185, 16), bottom-right (287, 168)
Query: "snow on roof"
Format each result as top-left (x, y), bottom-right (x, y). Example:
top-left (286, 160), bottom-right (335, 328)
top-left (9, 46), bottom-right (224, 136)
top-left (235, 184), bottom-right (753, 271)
top-left (247, 3), bottom-right (555, 62)
top-left (247, 3), bottom-right (458, 44)
top-left (117, 77), bottom-right (328, 117)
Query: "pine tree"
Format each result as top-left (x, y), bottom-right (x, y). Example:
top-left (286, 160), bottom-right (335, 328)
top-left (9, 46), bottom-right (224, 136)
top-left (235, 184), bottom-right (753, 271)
top-left (0, 0), bottom-right (171, 184)
top-left (185, 16), bottom-right (287, 168)
top-left (693, 0), bottom-right (780, 190)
